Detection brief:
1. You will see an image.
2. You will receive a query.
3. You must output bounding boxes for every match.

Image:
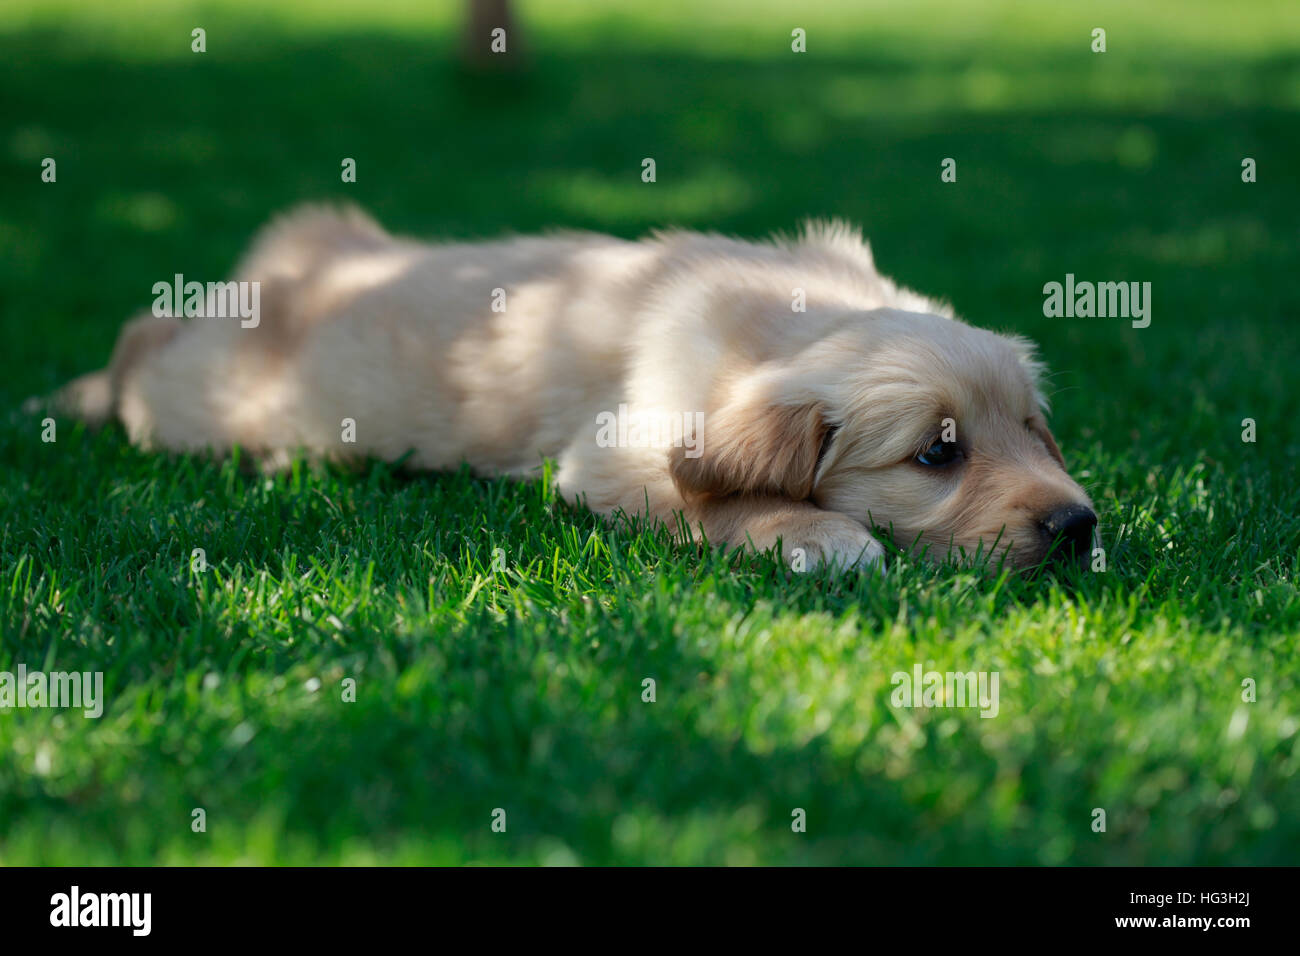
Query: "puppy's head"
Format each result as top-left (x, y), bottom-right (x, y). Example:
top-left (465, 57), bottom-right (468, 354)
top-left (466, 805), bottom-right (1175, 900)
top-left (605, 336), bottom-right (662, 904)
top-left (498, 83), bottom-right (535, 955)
top-left (670, 309), bottom-right (1096, 570)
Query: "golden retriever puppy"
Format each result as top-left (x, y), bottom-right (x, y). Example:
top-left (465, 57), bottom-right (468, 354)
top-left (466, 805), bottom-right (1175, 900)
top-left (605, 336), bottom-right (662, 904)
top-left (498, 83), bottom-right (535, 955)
top-left (56, 205), bottom-right (1095, 572)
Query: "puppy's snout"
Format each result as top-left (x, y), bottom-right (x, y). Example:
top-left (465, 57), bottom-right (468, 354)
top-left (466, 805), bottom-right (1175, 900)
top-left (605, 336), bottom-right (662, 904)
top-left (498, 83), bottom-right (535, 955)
top-left (1039, 504), bottom-right (1097, 563)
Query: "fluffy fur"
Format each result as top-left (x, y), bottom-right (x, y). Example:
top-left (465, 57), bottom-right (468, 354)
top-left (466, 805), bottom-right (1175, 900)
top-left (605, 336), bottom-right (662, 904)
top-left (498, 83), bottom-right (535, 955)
top-left (56, 206), bottom-right (1096, 571)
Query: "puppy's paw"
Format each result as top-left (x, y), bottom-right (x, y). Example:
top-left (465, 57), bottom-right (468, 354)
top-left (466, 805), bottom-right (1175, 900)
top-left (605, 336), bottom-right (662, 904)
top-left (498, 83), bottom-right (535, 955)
top-left (785, 517), bottom-right (885, 575)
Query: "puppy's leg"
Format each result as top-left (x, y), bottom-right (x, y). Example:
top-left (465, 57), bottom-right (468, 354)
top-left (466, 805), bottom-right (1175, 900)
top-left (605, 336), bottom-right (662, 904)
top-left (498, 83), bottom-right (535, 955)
top-left (686, 495), bottom-right (885, 573)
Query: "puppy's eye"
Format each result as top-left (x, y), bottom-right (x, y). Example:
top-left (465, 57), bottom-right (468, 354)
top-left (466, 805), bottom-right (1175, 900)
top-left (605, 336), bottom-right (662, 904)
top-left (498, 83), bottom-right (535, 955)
top-left (915, 440), bottom-right (961, 467)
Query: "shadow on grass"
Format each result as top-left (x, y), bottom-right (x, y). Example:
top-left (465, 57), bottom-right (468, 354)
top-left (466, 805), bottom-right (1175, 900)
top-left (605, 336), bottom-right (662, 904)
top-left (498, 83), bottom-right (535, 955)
top-left (5, 574), bottom-right (1283, 866)
top-left (2, 31), bottom-right (1295, 451)
top-left (1, 25), bottom-right (1297, 864)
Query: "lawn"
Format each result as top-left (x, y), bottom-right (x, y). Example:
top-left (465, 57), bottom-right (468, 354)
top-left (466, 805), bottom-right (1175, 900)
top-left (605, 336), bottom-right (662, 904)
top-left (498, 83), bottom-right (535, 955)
top-left (0, 0), bottom-right (1297, 864)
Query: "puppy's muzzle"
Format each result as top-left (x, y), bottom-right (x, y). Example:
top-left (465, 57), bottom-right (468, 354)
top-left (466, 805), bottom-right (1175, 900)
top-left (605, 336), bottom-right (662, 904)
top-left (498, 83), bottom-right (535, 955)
top-left (1039, 504), bottom-right (1098, 564)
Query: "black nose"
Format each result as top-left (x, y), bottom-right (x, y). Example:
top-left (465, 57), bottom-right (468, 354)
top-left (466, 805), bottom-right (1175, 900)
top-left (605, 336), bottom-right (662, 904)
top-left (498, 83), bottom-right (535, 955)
top-left (1040, 505), bottom-right (1097, 562)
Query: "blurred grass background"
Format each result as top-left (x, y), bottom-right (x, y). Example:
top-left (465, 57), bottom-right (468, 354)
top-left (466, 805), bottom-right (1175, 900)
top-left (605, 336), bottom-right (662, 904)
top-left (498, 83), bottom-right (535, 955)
top-left (0, 0), bottom-right (1297, 864)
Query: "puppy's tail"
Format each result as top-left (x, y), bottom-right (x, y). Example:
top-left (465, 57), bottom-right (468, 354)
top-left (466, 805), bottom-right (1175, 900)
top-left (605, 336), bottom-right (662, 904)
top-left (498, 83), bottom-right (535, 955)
top-left (38, 369), bottom-right (113, 424)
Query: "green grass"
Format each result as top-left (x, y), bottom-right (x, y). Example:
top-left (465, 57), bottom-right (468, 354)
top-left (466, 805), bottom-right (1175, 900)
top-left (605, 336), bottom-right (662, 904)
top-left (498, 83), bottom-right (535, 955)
top-left (1, 0), bottom-right (1297, 864)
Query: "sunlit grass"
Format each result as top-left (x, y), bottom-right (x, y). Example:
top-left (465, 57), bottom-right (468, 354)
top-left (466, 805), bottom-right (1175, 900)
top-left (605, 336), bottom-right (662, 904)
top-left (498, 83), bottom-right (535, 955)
top-left (0, 0), bottom-right (1296, 864)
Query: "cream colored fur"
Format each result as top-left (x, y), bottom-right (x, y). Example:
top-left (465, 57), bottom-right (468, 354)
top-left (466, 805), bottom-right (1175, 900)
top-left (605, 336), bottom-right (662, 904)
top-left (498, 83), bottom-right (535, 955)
top-left (57, 206), bottom-right (1094, 571)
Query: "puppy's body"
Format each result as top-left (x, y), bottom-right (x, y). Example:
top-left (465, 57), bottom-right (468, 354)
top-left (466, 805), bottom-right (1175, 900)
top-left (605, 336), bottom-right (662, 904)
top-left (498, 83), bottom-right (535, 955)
top-left (62, 206), bottom-right (1095, 570)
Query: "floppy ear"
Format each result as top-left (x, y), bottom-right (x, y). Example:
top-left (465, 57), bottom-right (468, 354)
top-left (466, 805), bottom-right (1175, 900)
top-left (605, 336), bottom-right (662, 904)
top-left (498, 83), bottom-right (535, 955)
top-left (669, 398), bottom-right (829, 500)
top-left (1007, 335), bottom-right (1067, 469)
top-left (1030, 418), bottom-right (1067, 468)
